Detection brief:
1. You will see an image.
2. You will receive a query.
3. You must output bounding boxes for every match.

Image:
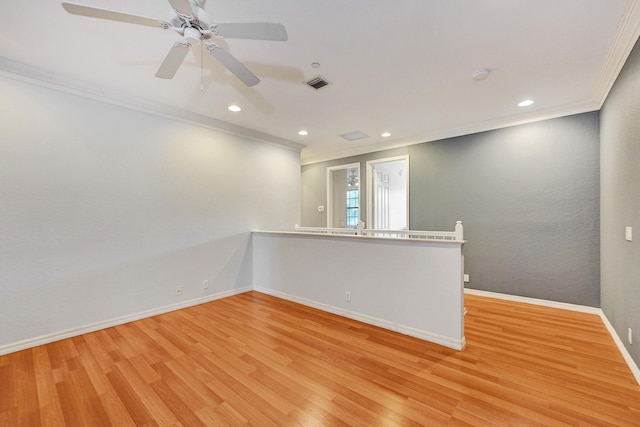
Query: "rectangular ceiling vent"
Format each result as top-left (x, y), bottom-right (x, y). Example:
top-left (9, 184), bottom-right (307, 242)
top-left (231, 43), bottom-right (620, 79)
top-left (306, 75), bottom-right (331, 90)
top-left (340, 131), bottom-right (369, 141)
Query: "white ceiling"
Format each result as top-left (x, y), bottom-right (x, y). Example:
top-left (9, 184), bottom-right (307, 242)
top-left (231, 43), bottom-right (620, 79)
top-left (1, 1), bottom-right (640, 164)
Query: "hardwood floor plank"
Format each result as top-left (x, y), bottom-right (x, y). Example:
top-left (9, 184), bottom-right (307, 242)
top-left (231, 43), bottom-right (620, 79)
top-left (31, 346), bottom-right (65, 425)
top-left (163, 356), bottom-right (226, 407)
top-left (106, 368), bottom-right (157, 426)
top-left (0, 360), bottom-right (16, 413)
top-left (2, 291), bottom-right (640, 425)
top-left (113, 359), bottom-right (180, 426)
top-left (149, 379), bottom-right (207, 427)
top-left (55, 370), bottom-right (96, 426)
top-left (15, 350), bottom-right (42, 427)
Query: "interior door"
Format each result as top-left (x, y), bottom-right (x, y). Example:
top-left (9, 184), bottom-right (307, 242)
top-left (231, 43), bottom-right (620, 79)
top-left (367, 156), bottom-right (408, 230)
top-left (373, 169), bottom-right (390, 229)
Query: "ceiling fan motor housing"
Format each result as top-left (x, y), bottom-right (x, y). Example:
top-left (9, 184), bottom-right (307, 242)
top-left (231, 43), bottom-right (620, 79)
top-left (183, 26), bottom-right (201, 44)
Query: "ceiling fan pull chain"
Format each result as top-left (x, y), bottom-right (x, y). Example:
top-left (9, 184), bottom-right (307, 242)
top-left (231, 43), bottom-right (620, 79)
top-left (200, 40), bottom-right (204, 92)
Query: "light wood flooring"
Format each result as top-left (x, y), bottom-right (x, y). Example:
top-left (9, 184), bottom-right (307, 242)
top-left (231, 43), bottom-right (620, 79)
top-left (1, 291), bottom-right (640, 426)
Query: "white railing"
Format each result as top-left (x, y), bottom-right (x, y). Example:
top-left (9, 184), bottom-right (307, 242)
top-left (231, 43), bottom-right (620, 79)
top-left (294, 221), bottom-right (463, 241)
top-left (293, 226), bottom-right (359, 236)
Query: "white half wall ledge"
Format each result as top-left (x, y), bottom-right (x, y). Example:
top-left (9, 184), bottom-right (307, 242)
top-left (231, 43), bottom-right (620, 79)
top-left (0, 286), bottom-right (252, 357)
top-left (464, 288), bottom-right (640, 386)
top-left (255, 287), bottom-right (466, 351)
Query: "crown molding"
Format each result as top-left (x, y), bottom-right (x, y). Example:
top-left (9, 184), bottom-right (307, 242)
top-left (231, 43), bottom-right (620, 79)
top-left (593, 0), bottom-right (640, 106)
top-left (0, 57), bottom-right (305, 153)
top-left (301, 99), bottom-right (600, 165)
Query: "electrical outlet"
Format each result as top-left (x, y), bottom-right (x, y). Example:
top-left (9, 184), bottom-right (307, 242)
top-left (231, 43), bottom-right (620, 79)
top-left (626, 226), bottom-right (633, 242)
top-left (176, 285), bottom-right (182, 296)
top-left (203, 280), bottom-right (209, 289)
top-left (345, 291), bottom-right (351, 302)
top-left (464, 274), bottom-right (470, 283)
top-left (629, 328), bottom-right (633, 345)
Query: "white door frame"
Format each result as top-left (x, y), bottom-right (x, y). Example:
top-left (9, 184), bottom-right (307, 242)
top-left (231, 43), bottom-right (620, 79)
top-left (327, 162), bottom-right (360, 228)
top-left (366, 155), bottom-right (409, 230)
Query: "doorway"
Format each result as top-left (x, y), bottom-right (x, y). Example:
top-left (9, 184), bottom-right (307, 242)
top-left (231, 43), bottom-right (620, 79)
top-left (366, 156), bottom-right (409, 230)
top-left (327, 163), bottom-right (360, 228)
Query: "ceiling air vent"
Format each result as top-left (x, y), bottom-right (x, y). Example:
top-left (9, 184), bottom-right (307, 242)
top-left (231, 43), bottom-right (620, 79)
top-left (339, 131), bottom-right (369, 141)
top-left (306, 75), bottom-right (330, 90)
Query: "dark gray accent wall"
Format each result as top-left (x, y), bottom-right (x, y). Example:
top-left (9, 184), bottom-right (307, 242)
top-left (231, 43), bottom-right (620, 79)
top-left (302, 112), bottom-right (600, 306)
top-left (600, 37), bottom-right (640, 365)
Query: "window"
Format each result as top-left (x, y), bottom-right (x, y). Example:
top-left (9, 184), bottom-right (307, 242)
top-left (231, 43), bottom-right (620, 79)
top-left (346, 189), bottom-right (359, 227)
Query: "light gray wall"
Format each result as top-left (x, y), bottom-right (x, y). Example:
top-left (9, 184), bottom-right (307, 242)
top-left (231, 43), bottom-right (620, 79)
top-left (600, 38), bottom-right (640, 366)
top-left (302, 113), bottom-right (600, 306)
top-left (330, 168), bottom-right (348, 227)
top-left (0, 75), bottom-right (301, 348)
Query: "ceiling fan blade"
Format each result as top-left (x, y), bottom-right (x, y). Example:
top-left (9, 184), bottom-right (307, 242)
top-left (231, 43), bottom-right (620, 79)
top-left (215, 23), bottom-right (288, 41)
top-left (167, 0), bottom-right (196, 16)
top-left (155, 42), bottom-right (191, 79)
top-left (62, 2), bottom-right (168, 28)
top-left (206, 43), bottom-right (259, 87)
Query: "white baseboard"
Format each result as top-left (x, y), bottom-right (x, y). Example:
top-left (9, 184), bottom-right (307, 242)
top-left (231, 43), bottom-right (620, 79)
top-left (464, 288), bottom-right (640, 386)
top-left (598, 311), bottom-right (640, 386)
top-left (464, 288), bottom-right (601, 314)
top-left (0, 286), bottom-right (252, 356)
top-left (5, 285), bottom-right (636, 387)
top-left (254, 287), bottom-right (466, 351)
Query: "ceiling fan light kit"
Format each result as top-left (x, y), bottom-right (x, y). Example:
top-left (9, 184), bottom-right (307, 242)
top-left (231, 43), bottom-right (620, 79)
top-left (61, 0), bottom-right (287, 87)
top-left (472, 69), bottom-right (490, 81)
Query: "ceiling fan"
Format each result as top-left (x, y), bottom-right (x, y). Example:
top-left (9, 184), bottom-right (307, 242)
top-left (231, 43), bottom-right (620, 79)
top-left (61, 0), bottom-right (287, 87)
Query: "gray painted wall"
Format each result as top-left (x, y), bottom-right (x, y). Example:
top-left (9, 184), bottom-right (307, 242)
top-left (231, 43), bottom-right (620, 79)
top-left (302, 113), bottom-right (600, 306)
top-left (600, 38), bottom-right (640, 366)
top-left (0, 75), bottom-right (301, 348)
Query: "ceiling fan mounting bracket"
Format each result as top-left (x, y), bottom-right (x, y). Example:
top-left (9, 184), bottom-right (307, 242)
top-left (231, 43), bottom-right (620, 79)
top-left (209, 25), bottom-right (221, 38)
top-left (206, 42), bottom-right (220, 53)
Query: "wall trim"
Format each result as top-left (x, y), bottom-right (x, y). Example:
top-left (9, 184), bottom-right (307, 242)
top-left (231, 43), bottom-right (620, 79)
top-left (593, 0), bottom-right (640, 106)
top-left (255, 286), bottom-right (466, 351)
top-left (598, 311), bottom-right (640, 386)
top-left (0, 286), bottom-right (252, 356)
top-left (464, 288), bottom-right (640, 386)
top-left (464, 288), bottom-right (601, 314)
top-left (4, 284), bottom-right (636, 386)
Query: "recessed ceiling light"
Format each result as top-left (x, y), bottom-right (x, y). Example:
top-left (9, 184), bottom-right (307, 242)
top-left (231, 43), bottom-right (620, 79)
top-left (518, 99), bottom-right (534, 107)
top-left (381, 132), bottom-right (391, 137)
top-left (228, 105), bottom-right (241, 112)
top-left (311, 62), bottom-right (320, 69)
top-left (298, 130), bottom-right (308, 136)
